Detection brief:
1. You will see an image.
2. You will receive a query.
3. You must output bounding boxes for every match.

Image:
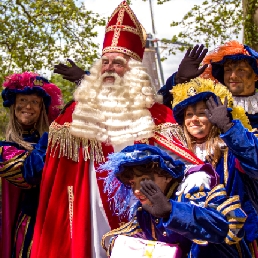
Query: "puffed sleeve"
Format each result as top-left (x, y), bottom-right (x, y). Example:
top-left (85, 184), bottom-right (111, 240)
top-left (163, 184), bottom-right (246, 245)
top-left (22, 132), bottom-right (48, 185)
top-left (220, 119), bottom-right (258, 178)
top-left (0, 132), bottom-right (48, 189)
top-left (0, 142), bottom-right (30, 188)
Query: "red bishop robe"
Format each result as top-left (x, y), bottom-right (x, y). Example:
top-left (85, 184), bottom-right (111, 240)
top-left (31, 101), bottom-right (203, 258)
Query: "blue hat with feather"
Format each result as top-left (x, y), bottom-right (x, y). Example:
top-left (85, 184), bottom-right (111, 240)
top-left (98, 144), bottom-right (185, 217)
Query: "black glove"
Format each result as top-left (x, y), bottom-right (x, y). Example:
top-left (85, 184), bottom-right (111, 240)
top-left (205, 96), bottom-right (233, 133)
top-left (54, 59), bottom-right (85, 83)
top-left (140, 180), bottom-right (172, 218)
top-left (175, 44), bottom-right (208, 84)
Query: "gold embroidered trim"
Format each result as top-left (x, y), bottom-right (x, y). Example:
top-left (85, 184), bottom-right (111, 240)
top-left (205, 191), bottom-right (227, 207)
top-left (27, 241), bottom-right (33, 258)
top-left (229, 224), bottom-right (245, 229)
top-left (48, 122), bottom-right (105, 163)
top-left (0, 152), bottom-right (31, 189)
top-left (102, 46), bottom-right (141, 62)
top-left (223, 148), bottom-right (229, 185)
top-left (68, 186), bottom-right (74, 239)
top-left (192, 239), bottom-right (208, 245)
top-left (105, 2), bottom-right (145, 48)
top-left (153, 134), bottom-right (201, 165)
top-left (236, 243), bottom-right (243, 258)
top-left (217, 195), bottom-right (240, 212)
top-left (18, 216), bottom-right (31, 258)
top-left (226, 229), bottom-right (243, 243)
top-left (153, 122), bottom-right (187, 146)
top-left (101, 219), bottom-right (142, 252)
top-left (221, 204), bottom-right (241, 216)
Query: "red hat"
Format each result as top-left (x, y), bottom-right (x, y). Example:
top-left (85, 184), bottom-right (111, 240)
top-left (102, 1), bottom-right (146, 61)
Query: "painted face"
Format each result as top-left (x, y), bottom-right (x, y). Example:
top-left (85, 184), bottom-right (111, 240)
top-left (101, 52), bottom-right (130, 84)
top-left (129, 168), bottom-right (172, 205)
top-left (14, 94), bottom-right (43, 129)
top-left (184, 101), bottom-right (212, 142)
top-left (223, 60), bottom-right (258, 95)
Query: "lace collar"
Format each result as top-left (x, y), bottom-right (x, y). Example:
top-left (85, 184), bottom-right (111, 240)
top-left (233, 92), bottom-right (258, 114)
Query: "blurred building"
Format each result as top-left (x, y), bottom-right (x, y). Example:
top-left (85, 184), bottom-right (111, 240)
top-left (142, 34), bottom-right (161, 91)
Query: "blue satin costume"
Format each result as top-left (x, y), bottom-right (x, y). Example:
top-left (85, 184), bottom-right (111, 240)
top-left (158, 77), bottom-right (258, 255)
top-left (0, 130), bottom-right (48, 258)
top-left (104, 182), bottom-right (248, 257)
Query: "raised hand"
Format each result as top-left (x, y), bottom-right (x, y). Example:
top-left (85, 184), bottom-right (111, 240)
top-left (54, 59), bottom-right (85, 83)
top-left (140, 180), bottom-right (172, 218)
top-left (205, 96), bottom-right (232, 133)
top-left (176, 44), bottom-right (208, 84)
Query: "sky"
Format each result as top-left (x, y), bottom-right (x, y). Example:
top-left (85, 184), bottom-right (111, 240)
top-left (86, 0), bottom-right (204, 85)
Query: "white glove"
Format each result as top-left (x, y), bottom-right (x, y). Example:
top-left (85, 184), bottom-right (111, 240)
top-left (176, 171), bottom-right (211, 196)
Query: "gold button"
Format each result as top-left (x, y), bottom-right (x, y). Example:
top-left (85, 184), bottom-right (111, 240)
top-left (137, 207), bottom-right (142, 211)
top-left (163, 231), bottom-right (167, 236)
top-left (155, 219), bottom-right (159, 224)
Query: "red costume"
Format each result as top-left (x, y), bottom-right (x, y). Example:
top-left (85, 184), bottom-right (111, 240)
top-left (31, 2), bottom-right (203, 257)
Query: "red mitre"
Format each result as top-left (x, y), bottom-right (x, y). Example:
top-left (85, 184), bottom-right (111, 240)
top-left (102, 1), bottom-right (146, 61)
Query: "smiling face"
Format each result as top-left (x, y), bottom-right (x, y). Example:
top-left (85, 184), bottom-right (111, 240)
top-left (101, 52), bottom-right (130, 84)
top-left (184, 101), bottom-right (212, 143)
top-left (129, 168), bottom-right (172, 205)
top-left (223, 59), bottom-right (258, 95)
top-left (14, 94), bottom-right (43, 129)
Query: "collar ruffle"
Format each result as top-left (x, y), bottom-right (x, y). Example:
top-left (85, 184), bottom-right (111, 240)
top-left (233, 92), bottom-right (258, 114)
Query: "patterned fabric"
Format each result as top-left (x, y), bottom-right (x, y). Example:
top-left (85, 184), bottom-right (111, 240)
top-left (102, 184), bottom-right (248, 257)
top-left (0, 131), bottom-right (48, 258)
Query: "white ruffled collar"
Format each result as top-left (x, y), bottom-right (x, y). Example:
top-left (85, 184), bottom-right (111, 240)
top-left (233, 92), bottom-right (258, 114)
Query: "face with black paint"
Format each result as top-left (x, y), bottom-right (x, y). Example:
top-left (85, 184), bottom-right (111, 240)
top-left (14, 94), bottom-right (43, 129)
top-left (223, 60), bottom-right (258, 96)
top-left (184, 101), bottom-right (212, 143)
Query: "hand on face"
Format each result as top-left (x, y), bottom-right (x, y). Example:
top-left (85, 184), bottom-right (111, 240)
top-left (139, 180), bottom-right (172, 218)
top-left (205, 96), bottom-right (232, 133)
top-left (15, 94), bottom-right (42, 129)
top-left (176, 44), bottom-right (208, 84)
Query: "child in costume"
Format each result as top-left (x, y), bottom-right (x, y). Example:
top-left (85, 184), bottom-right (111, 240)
top-left (100, 144), bottom-right (247, 257)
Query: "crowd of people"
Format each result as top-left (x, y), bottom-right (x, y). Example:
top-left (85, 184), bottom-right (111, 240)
top-left (0, 1), bottom-right (258, 257)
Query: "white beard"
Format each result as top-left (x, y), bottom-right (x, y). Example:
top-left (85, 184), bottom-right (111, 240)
top-left (70, 59), bottom-right (157, 146)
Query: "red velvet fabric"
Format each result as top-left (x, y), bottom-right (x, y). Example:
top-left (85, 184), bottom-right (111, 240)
top-left (1, 180), bottom-right (22, 258)
top-left (102, 1), bottom-right (145, 61)
top-left (31, 102), bottom-right (200, 258)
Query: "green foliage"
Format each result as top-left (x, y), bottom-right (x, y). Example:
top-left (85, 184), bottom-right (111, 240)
top-left (163, 0), bottom-right (243, 53)
top-left (0, 0), bottom-right (106, 139)
top-left (51, 73), bottom-right (77, 104)
top-left (0, 104), bottom-right (8, 140)
top-left (243, 0), bottom-right (258, 48)
top-left (0, 0), bottom-right (106, 86)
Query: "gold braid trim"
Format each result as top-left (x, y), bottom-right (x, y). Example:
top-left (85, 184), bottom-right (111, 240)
top-left (48, 122), bottom-right (104, 163)
top-left (217, 195), bottom-right (240, 212)
top-left (153, 123), bottom-right (187, 147)
top-left (19, 216), bottom-right (31, 258)
top-left (223, 148), bottom-right (229, 185)
top-left (101, 218), bottom-right (142, 253)
top-left (0, 152), bottom-right (31, 189)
